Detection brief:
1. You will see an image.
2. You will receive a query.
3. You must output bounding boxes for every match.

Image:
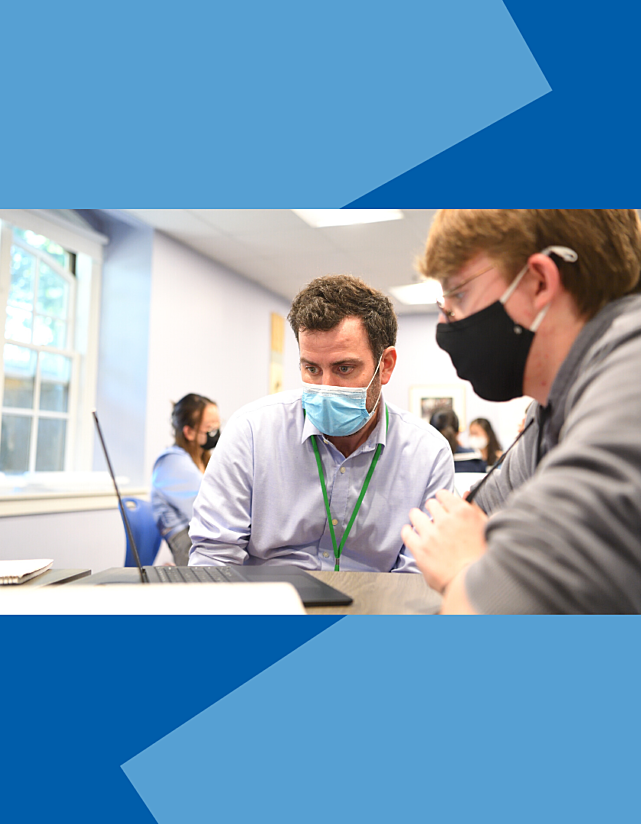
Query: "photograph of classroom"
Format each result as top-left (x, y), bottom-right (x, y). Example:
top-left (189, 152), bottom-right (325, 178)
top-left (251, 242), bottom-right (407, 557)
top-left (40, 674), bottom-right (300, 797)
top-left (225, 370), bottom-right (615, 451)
top-left (0, 208), bottom-right (639, 614)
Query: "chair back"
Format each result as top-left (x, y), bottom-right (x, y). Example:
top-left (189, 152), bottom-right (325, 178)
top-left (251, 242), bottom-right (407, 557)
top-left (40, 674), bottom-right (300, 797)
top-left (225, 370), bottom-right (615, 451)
top-left (120, 497), bottom-right (162, 567)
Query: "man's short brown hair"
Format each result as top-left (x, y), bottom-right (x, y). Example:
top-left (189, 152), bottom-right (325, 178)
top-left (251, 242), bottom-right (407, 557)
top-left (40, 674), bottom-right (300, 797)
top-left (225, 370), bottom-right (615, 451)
top-left (420, 209), bottom-right (641, 319)
top-left (288, 274), bottom-right (397, 360)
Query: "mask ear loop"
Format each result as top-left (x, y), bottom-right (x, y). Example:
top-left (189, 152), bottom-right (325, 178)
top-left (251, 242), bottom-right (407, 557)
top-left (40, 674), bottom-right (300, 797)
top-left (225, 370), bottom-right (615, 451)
top-left (541, 246), bottom-right (578, 263)
top-left (366, 353), bottom-right (385, 390)
top-left (366, 353), bottom-right (385, 417)
top-left (500, 246), bottom-right (578, 330)
top-left (500, 263), bottom-right (528, 306)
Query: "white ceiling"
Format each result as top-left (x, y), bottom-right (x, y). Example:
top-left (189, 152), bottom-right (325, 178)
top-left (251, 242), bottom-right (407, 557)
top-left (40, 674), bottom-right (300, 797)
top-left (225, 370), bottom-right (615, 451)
top-left (123, 209), bottom-right (439, 315)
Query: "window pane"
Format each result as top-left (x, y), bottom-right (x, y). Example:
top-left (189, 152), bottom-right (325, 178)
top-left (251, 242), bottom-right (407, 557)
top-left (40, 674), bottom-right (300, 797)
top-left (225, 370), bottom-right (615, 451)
top-left (3, 345), bottom-right (36, 408)
top-left (33, 315), bottom-right (67, 348)
top-left (13, 228), bottom-right (70, 271)
top-left (5, 305), bottom-right (33, 343)
top-left (37, 262), bottom-right (69, 319)
top-left (0, 414), bottom-right (32, 473)
top-left (39, 353), bottom-right (71, 412)
top-left (35, 417), bottom-right (66, 471)
top-left (9, 246), bottom-right (35, 309)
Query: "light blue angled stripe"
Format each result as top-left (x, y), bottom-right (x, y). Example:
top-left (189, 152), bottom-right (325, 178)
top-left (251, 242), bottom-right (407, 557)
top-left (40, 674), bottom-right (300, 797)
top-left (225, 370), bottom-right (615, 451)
top-left (190, 0), bottom-right (550, 205)
top-left (121, 617), bottom-right (640, 824)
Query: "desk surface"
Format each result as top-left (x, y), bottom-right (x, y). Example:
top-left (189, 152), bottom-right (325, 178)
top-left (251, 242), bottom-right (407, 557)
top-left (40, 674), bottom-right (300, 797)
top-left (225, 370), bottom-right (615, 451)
top-left (306, 571), bottom-right (441, 615)
top-left (11, 569), bottom-right (92, 588)
top-left (46, 567), bottom-right (440, 614)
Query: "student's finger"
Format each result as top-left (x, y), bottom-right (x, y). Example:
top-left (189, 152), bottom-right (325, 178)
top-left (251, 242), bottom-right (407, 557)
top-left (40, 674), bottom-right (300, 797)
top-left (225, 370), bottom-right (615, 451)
top-left (408, 506), bottom-right (432, 533)
top-left (425, 497), bottom-right (446, 521)
top-left (435, 489), bottom-right (463, 512)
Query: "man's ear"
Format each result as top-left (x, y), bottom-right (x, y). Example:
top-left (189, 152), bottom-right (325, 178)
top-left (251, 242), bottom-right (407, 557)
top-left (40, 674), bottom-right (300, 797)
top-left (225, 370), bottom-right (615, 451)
top-left (380, 346), bottom-right (397, 385)
top-left (527, 253), bottom-right (563, 312)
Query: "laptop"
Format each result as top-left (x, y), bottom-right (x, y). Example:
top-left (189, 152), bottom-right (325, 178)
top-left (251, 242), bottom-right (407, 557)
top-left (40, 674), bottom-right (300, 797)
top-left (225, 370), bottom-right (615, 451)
top-left (90, 410), bottom-right (353, 608)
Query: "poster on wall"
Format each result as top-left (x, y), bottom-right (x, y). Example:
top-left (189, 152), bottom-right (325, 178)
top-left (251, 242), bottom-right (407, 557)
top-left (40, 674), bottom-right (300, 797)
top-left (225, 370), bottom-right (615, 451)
top-left (409, 383), bottom-right (466, 429)
top-left (269, 312), bottom-right (285, 393)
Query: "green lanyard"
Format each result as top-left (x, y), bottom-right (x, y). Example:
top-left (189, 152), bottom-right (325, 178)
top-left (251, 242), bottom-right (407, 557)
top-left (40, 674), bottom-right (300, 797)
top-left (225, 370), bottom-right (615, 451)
top-left (309, 405), bottom-right (389, 571)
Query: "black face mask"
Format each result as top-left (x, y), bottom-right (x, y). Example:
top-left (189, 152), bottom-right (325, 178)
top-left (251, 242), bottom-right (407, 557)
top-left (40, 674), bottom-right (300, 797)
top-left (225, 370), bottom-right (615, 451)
top-left (436, 300), bottom-right (537, 401)
top-left (201, 429), bottom-right (220, 451)
top-left (435, 245), bottom-right (578, 402)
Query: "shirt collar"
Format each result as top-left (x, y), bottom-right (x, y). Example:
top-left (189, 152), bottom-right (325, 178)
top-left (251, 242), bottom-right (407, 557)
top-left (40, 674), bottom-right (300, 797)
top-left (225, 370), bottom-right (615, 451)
top-left (300, 395), bottom-right (388, 451)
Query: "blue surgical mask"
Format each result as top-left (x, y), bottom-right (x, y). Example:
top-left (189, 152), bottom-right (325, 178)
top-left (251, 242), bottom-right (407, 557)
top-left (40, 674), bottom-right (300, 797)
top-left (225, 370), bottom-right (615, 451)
top-left (301, 357), bottom-right (383, 437)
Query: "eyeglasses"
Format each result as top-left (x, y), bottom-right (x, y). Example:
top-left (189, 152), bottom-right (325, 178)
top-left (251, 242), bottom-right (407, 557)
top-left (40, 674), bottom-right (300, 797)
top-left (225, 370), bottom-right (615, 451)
top-left (436, 264), bottom-right (495, 322)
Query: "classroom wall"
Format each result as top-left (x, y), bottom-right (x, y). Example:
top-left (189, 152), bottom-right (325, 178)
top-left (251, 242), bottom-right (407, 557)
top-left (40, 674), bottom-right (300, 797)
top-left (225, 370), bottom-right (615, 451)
top-left (143, 232), bottom-right (301, 482)
top-left (93, 213), bottom-right (154, 486)
top-left (1, 508), bottom-right (126, 571)
top-left (388, 313), bottom-right (531, 449)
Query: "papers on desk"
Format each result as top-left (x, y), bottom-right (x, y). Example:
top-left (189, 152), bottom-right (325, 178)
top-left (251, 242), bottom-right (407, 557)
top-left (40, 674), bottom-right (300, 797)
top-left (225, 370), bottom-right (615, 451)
top-left (0, 583), bottom-right (306, 614)
top-left (0, 559), bottom-right (53, 585)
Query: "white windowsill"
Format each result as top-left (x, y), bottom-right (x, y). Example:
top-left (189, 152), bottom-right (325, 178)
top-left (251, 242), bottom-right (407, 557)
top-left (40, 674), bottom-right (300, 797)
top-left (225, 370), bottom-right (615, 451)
top-left (0, 472), bottom-right (148, 516)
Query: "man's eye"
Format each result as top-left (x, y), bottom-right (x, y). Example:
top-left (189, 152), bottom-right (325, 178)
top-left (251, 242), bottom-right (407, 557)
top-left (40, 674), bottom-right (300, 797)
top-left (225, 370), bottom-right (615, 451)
top-left (338, 365), bottom-right (351, 373)
top-left (305, 366), bottom-right (318, 374)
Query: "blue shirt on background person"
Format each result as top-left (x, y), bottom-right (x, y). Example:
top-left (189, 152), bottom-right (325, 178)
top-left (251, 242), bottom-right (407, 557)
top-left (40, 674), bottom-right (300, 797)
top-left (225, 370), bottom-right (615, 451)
top-left (150, 394), bottom-right (220, 566)
top-left (151, 445), bottom-right (205, 541)
top-left (453, 446), bottom-right (487, 473)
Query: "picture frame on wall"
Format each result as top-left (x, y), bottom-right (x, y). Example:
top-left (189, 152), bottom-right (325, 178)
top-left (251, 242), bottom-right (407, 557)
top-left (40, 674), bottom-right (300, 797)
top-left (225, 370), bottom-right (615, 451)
top-left (409, 383), bottom-right (467, 429)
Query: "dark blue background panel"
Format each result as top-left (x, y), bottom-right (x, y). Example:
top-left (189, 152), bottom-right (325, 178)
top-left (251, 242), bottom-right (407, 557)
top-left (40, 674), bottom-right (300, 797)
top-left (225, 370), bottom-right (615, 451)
top-left (349, 0), bottom-right (641, 206)
top-left (0, 616), bottom-right (338, 824)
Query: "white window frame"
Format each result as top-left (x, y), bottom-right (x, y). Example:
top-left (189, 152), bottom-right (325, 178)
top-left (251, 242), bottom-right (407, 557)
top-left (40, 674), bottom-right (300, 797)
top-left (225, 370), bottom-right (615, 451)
top-left (0, 210), bottom-right (107, 480)
top-left (2, 237), bottom-right (78, 472)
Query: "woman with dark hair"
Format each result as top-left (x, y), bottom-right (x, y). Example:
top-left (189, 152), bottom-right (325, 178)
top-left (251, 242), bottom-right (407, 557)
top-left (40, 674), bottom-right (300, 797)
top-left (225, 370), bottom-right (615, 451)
top-left (151, 393), bottom-right (220, 565)
top-left (430, 408), bottom-right (486, 473)
top-left (468, 417), bottom-right (503, 469)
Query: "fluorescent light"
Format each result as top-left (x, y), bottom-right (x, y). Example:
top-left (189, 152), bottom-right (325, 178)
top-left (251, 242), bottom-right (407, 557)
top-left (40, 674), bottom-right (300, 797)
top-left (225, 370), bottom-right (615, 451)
top-left (388, 281), bottom-right (443, 306)
top-left (292, 209), bottom-right (404, 228)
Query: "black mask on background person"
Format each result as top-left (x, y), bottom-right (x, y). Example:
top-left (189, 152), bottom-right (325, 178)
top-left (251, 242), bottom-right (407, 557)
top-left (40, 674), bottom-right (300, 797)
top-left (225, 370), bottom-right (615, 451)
top-left (435, 246), bottom-right (578, 402)
top-left (202, 429), bottom-right (220, 450)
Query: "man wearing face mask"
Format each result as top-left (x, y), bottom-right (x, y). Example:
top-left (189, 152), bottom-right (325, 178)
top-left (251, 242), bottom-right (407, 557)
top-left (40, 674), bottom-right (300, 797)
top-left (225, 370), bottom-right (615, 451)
top-left (402, 209), bottom-right (641, 614)
top-left (189, 274), bottom-right (454, 572)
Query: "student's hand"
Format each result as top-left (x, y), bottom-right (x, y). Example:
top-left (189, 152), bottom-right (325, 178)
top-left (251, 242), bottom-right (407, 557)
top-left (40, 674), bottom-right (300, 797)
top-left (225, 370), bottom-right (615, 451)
top-left (401, 490), bottom-right (488, 593)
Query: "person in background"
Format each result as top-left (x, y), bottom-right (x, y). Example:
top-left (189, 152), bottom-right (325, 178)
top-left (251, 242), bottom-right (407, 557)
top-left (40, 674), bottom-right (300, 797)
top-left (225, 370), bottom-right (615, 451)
top-left (468, 417), bottom-right (503, 468)
top-left (430, 409), bottom-right (486, 473)
top-left (515, 402), bottom-right (533, 436)
top-left (151, 393), bottom-right (221, 566)
top-left (403, 208), bottom-right (641, 614)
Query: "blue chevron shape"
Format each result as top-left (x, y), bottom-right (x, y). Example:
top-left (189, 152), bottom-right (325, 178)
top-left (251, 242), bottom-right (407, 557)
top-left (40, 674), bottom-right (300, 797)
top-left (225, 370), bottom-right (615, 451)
top-left (349, 0), bottom-right (641, 205)
top-left (0, 616), bottom-right (339, 824)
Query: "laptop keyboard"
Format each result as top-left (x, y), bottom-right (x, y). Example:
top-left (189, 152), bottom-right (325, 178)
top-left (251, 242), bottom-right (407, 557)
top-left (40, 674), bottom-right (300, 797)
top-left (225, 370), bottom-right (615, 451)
top-left (152, 566), bottom-right (239, 584)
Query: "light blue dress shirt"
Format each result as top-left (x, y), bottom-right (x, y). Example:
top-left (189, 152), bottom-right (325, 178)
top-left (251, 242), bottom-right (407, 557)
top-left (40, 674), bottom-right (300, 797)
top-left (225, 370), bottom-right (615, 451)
top-left (151, 446), bottom-right (204, 539)
top-left (189, 390), bottom-right (454, 573)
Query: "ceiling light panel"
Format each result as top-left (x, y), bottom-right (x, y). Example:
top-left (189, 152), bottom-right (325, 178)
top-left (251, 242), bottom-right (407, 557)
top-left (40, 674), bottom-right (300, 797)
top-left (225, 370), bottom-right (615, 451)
top-left (292, 209), bottom-right (404, 228)
top-left (388, 281), bottom-right (443, 306)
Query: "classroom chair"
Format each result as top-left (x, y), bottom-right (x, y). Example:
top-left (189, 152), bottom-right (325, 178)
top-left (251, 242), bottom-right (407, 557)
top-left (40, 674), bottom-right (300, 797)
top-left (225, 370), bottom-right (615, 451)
top-left (121, 497), bottom-right (162, 567)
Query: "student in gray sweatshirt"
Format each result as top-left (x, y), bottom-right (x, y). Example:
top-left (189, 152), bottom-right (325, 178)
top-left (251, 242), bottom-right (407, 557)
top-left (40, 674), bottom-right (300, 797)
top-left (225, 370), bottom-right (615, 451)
top-left (403, 209), bottom-right (641, 614)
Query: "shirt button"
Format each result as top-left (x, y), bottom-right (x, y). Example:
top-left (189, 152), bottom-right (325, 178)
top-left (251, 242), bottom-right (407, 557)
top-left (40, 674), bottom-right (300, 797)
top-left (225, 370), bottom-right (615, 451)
top-left (323, 552), bottom-right (330, 558)
top-left (332, 518), bottom-right (338, 526)
top-left (340, 467), bottom-right (345, 474)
